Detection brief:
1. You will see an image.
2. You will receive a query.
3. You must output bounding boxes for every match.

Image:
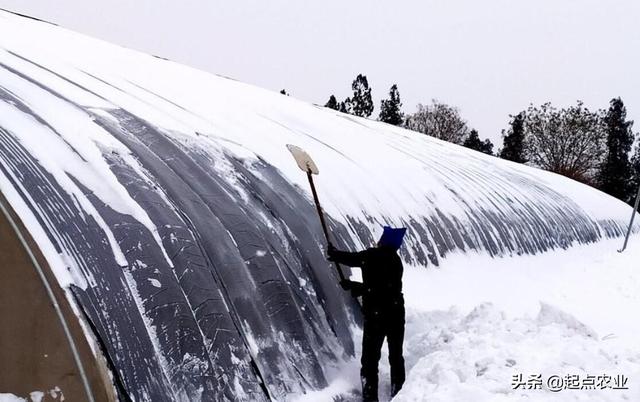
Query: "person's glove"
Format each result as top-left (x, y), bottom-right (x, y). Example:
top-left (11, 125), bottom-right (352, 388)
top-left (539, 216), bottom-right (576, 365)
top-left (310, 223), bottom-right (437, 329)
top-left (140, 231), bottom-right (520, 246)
top-left (340, 280), bottom-right (365, 298)
top-left (327, 243), bottom-right (337, 261)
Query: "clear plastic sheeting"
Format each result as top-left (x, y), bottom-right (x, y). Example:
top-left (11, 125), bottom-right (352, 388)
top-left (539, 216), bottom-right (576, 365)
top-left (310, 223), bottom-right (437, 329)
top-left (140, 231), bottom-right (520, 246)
top-left (0, 9), bottom-right (638, 401)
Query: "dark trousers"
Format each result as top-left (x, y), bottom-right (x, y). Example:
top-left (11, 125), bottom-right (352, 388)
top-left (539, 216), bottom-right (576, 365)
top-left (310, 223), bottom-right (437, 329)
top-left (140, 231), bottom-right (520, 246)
top-left (360, 303), bottom-right (405, 402)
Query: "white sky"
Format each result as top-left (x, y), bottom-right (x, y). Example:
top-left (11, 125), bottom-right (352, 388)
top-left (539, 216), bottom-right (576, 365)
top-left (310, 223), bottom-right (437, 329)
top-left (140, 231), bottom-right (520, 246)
top-left (1, 0), bottom-right (639, 145)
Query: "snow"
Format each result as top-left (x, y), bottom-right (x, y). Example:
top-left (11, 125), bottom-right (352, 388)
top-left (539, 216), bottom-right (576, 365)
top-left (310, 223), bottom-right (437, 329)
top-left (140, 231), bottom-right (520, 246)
top-left (402, 236), bottom-right (640, 344)
top-left (0, 392), bottom-right (48, 402)
top-left (27, 392), bottom-right (43, 402)
top-left (292, 376), bottom-right (355, 402)
top-left (2, 8), bottom-right (640, 402)
top-left (299, 235), bottom-right (640, 401)
top-left (0, 9), bottom-right (637, 271)
top-left (394, 303), bottom-right (639, 402)
top-left (148, 278), bottom-right (162, 288)
top-left (0, 162), bottom-right (79, 287)
top-left (0, 66), bottom-right (173, 269)
top-left (0, 395), bottom-right (25, 402)
top-left (0, 389), bottom-right (65, 402)
top-left (242, 321), bottom-right (261, 358)
top-left (121, 269), bottom-right (179, 400)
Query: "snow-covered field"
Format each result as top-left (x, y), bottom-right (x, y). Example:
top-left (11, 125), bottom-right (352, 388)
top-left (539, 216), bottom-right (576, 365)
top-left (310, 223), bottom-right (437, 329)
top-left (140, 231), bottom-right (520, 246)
top-left (295, 236), bottom-right (640, 402)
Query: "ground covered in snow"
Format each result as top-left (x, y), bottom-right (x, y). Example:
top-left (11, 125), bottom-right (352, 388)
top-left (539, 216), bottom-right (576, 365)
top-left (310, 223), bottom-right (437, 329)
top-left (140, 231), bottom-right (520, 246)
top-left (295, 236), bottom-right (640, 402)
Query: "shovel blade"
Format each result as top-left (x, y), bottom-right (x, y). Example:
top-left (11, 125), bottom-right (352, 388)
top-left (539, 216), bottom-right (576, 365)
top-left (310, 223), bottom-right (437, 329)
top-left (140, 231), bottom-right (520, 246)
top-left (286, 144), bottom-right (319, 175)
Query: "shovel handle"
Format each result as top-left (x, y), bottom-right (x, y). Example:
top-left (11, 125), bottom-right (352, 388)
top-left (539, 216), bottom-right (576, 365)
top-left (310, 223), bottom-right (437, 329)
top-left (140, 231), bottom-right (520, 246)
top-left (306, 171), bottom-right (346, 282)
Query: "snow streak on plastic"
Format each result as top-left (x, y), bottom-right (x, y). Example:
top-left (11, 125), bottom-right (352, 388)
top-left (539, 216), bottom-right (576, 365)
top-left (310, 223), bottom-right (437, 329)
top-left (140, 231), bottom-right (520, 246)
top-left (0, 10), bottom-right (637, 401)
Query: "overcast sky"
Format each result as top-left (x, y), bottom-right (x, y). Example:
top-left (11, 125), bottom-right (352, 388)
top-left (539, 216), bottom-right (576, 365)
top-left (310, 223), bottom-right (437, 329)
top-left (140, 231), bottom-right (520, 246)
top-left (2, 0), bottom-right (639, 145)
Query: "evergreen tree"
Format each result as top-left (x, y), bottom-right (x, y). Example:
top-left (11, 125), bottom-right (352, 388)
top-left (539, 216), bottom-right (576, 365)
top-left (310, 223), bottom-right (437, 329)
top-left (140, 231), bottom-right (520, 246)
top-left (462, 129), bottom-right (494, 155)
top-left (499, 112), bottom-right (527, 163)
top-left (349, 74), bottom-right (374, 118)
top-left (325, 95), bottom-right (339, 110)
top-left (598, 98), bottom-right (635, 202)
top-left (339, 98), bottom-right (352, 114)
top-left (379, 84), bottom-right (403, 125)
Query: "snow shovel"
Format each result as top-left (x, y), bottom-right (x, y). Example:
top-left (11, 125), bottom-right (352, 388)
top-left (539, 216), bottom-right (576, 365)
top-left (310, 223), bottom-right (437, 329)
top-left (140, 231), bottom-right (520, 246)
top-left (618, 184), bottom-right (640, 253)
top-left (286, 144), bottom-right (347, 282)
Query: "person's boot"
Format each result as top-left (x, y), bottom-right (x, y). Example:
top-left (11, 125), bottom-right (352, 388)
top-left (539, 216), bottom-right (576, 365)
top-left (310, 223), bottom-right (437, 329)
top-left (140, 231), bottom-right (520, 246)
top-left (389, 347), bottom-right (405, 398)
top-left (390, 380), bottom-right (404, 398)
top-left (389, 363), bottom-right (405, 398)
top-left (361, 374), bottom-right (379, 402)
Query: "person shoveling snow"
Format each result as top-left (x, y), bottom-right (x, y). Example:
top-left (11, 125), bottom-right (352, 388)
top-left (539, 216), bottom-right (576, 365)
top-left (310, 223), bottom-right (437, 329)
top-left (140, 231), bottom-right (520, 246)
top-left (285, 144), bottom-right (410, 401)
top-left (328, 226), bottom-right (408, 402)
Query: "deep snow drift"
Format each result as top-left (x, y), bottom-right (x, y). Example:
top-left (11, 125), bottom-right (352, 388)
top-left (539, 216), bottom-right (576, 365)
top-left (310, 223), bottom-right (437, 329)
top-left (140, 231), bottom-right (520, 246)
top-left (0, 9), bottom-right (638, 401)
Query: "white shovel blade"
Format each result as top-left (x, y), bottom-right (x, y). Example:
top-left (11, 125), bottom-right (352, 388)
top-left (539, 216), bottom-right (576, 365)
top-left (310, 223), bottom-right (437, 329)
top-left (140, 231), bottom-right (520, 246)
top-left (286, 144), bottom-right (319, 175)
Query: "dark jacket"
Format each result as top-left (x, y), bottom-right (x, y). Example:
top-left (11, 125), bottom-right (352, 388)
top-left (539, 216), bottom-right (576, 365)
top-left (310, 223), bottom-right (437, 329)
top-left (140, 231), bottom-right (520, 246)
top-left (328, 245), bottom-right (404, 313)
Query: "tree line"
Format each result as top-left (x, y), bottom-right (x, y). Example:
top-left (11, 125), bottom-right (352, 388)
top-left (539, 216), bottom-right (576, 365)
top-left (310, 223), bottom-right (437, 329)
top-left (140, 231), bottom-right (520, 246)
top-left (289, 73), bottom-right (640, 205)
top-left (320, 74), bottom-right (497, 156)
top-left (500, 98), bottom-right (640, 204)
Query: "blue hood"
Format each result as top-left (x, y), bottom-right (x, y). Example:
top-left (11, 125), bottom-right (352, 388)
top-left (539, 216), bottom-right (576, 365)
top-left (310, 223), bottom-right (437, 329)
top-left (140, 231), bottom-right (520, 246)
top-left (378, 226), bottom-right (407, 250)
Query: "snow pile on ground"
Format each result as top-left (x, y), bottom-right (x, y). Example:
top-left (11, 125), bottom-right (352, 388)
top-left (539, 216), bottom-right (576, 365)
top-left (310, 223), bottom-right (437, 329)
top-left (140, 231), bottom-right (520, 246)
top-left (395, 303), bottom-right (640, 402)
top-left (396, 236), bottom-right (640, 402)
top-left (0, 388), bottom-right (64, 402)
